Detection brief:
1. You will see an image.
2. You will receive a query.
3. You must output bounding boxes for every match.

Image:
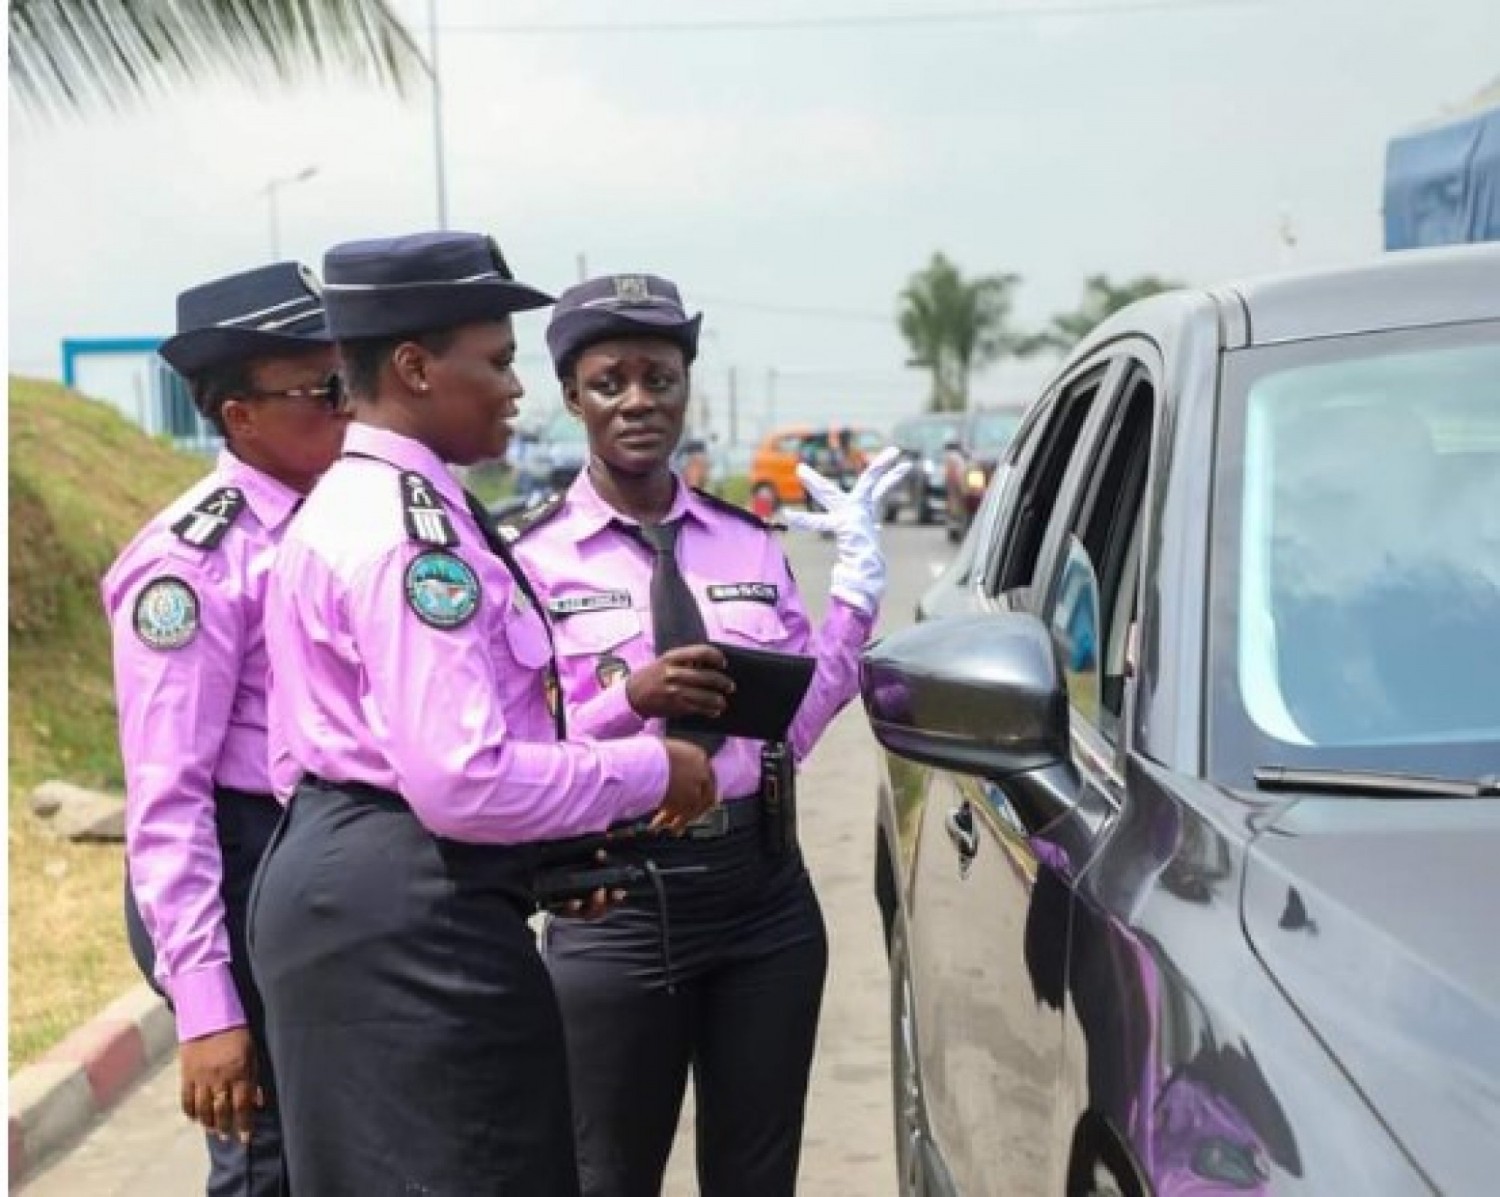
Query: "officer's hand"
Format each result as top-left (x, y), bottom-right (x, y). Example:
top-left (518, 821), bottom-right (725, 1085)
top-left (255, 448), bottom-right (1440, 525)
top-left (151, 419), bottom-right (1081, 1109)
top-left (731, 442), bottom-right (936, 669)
top-left (654, 740), bottom-right (717, 831)
top-left (546, 850), bottom-right (628, 921)
top-left (625, 645), bottom-right (734, 721)
top-left (180, 1026), bottom-right (261, 1145)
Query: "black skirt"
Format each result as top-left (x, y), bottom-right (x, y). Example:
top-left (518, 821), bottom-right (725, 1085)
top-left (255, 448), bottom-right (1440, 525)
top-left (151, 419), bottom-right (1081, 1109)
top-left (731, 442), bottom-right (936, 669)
top-left (247, 781), bottom-right (578, 1197)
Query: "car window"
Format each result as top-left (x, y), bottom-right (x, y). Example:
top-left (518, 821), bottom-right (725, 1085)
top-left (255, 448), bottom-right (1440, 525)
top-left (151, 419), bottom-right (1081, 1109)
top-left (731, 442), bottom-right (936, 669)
top-left (990, 366), bottom-right (1108, 599)
top-left (970, 410), bottom-right (1023, 453)
top-left (1042, 365), bottom-right (1156, 743)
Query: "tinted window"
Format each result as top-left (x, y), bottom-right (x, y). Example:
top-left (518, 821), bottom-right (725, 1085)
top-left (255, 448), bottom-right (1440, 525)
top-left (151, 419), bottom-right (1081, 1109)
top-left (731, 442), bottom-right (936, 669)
top-left (1211, 322), bottom-right (1500, 783)
top-left (993, 368), bottom-right (1106, 596)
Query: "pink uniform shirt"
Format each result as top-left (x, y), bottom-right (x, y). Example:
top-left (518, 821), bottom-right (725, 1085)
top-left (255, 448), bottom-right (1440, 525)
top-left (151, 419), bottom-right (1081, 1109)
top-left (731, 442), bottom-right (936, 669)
top-left (510, 470), bottom-right (875, 801)
top-left (103, 451), bottom-right (300, 1041)
top-left (265, 424), bottom-right (669, 843)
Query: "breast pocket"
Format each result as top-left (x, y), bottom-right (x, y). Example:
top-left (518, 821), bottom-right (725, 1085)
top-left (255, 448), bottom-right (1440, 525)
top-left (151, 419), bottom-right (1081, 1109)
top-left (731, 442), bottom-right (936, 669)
top-left (713, 602), bottom-right (788, 648)
top-left (551, 607), bottom-right (647, 660)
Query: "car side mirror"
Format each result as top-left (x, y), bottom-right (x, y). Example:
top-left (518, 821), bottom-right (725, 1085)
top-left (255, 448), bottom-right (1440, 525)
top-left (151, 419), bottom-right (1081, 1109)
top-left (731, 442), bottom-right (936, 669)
top-left (860, 612), bottom-right (1081, 833)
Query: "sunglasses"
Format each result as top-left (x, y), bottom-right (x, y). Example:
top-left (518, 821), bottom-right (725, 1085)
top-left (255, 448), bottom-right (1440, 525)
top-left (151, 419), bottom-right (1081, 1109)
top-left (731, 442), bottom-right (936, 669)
top-left (241, 373), bottom-right (349, 413)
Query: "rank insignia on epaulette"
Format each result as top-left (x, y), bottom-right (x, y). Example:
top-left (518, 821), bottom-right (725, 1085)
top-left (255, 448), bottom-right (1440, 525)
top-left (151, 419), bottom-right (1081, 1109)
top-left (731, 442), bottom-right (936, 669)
top-left (499, 491), bottom-right (566, 542)
top-left (400, 471), bottom-right (458, 547)
top-left (170, 487), bottom-right (246, 549)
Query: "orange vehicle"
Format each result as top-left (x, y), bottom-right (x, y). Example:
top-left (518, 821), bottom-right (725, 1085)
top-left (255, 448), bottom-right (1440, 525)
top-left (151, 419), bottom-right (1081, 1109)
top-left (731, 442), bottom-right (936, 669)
top-left (749, 424), bottom-right (885, 511)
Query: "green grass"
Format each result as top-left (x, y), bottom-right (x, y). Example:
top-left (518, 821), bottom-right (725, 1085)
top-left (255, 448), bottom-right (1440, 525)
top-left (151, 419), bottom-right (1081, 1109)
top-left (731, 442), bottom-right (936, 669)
top-left (8, 376), bottom-right (210, 1068)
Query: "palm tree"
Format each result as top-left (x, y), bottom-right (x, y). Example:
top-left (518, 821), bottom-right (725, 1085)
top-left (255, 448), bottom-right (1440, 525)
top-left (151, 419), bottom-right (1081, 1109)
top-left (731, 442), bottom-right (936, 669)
top-left (1028, 273), bottom-right (1183, 353)
top-left (898, 252), bottom-right (1031, 413)
top-left (10, 0), bottom-right (426, 121)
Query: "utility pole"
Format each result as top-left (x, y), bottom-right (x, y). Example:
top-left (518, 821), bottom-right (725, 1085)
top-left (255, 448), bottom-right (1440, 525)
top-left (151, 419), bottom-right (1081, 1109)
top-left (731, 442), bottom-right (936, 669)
top-left (428, 0), bottom-right (449, 229)
top-left (765, 367), bottom-right (778, 431)
top-left (728, 367), bottom-right (739, 447)
top-left (576, 253), bottom-right (588, 283)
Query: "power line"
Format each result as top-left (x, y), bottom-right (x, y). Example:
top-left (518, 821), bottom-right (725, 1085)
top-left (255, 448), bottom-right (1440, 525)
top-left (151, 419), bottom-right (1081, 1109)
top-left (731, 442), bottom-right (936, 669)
top-left (693, 293), bottom-right (892, 324)
top-left (438, 0), bottom-right (1256, 36)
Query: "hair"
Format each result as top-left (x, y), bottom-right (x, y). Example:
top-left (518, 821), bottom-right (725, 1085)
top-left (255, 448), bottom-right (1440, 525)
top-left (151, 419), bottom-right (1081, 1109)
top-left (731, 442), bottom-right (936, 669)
top-left (188, 361), bottom-right (253, 439)
top-left (338, 328), bottom-right (460, 398)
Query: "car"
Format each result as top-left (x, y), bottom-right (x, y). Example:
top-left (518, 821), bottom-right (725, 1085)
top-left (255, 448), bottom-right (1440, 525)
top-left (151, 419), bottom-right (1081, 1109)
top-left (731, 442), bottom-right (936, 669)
top-left (512, 409), bottom-right (589, 503)
top-left (860, 244), bottom-right (1500, 1196)
top-left (942, 406), bottom-right (1026, 543)
top-left (749, 424), bottom-right (885, 511)
top-left (885, 413), bottom-right (964, 524)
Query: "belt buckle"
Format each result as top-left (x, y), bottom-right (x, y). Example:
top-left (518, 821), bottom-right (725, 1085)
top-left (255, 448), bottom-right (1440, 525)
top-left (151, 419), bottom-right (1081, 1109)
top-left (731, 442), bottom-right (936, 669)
top-left (686, 803), bottom-right (729, 840)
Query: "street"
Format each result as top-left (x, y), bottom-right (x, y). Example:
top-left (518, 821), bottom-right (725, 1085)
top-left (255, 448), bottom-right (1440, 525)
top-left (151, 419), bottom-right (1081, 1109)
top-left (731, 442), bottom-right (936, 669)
top-left (20, 520), bottom-right (956, 1196)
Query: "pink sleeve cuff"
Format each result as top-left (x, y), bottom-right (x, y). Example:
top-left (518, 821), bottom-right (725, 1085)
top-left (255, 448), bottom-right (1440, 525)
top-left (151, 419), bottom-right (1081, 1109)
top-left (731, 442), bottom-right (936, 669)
top-left (169, 965), bottom-right (247, 1042)
top-left (599, 737), bottom-right (670, 823)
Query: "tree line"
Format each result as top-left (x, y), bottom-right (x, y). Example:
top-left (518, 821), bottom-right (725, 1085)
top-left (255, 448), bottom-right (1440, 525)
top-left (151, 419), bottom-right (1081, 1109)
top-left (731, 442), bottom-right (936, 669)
top-left (898, 252), bottom-right (1181, 412)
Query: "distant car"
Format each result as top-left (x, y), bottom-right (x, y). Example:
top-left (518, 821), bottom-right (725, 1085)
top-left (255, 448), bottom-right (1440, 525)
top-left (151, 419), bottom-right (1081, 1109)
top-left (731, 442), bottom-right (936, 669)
top-left (672, 436), bottom-right (713, 490)
top-left (749, 424), bottom-right (884, 510)
top-left (513, 409), bottom-right (588, 503)
top-left (861, 244), bottom-right (1500, 1197)
top-left (943, 406), bottom-right (1025, 542)
top-left (884, 412), bottom-right (963, 525)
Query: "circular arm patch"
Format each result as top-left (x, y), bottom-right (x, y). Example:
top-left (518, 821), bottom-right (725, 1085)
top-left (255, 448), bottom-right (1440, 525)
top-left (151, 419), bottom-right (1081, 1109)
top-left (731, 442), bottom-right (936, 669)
top-left (405, 550), bottom-right (482, 629)
top-left (133, 577), bottom-right (201, 650)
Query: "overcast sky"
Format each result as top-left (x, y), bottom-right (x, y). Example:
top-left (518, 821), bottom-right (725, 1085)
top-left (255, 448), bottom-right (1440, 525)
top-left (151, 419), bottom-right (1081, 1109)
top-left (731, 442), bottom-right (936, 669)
top-left (9, 0), bottom-right (1498, 437)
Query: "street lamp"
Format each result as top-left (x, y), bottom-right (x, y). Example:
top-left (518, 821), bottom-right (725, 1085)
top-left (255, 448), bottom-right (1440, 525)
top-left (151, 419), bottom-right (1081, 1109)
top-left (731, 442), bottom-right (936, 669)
top-left (261, 165), bottom-right (319, 260)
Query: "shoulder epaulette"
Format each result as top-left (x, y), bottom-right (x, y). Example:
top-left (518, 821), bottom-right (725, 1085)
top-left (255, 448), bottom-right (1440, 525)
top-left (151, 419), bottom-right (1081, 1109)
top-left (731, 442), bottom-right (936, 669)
top-left (692, 487), bottom-right (772, 531)
top-left (400, 471), bottom-right (458, 547)
top-left (170, 486), bottom-right (247, 549)
top-left (500, 492), bottom-right (566, 543)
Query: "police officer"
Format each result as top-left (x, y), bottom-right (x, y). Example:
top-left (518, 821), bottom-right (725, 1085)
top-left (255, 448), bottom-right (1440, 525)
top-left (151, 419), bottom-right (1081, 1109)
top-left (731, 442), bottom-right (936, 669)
top-left (246, 234), bottom-right (718, 1196)
top-left (102, 261), bottom-right (349, 1195)
top-left (508, 273), bottom-right (909, 1197)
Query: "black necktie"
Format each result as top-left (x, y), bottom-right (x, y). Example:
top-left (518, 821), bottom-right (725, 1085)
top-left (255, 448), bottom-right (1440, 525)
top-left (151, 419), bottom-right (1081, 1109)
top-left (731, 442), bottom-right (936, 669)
top-left (632, 521), bottom-right (724, 755)
top-left (462, 488), bottom-right (567, 740)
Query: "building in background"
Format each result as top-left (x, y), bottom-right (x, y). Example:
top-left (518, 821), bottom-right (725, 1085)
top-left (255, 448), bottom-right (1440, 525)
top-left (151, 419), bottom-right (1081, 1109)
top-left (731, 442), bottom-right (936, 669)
top-left (61, 337), bottom-right (220, 453)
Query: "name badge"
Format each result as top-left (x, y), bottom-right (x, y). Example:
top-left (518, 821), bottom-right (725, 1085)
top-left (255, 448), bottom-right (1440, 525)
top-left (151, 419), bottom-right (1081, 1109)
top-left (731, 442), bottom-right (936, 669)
top-left (547, 590), bottom-right (632, 617)
top-left (707, 583), bottom-right (778, 606)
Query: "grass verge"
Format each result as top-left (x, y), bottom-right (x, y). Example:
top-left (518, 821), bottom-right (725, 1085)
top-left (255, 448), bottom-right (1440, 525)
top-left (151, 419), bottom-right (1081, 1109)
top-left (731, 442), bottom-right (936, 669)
top-left (8, 376), bottom-right (208, 1068)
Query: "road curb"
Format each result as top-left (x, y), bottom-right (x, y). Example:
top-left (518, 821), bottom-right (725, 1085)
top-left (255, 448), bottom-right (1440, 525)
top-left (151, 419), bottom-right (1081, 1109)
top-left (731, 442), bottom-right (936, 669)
top-left (8, 984), bottom-right (174, 1188)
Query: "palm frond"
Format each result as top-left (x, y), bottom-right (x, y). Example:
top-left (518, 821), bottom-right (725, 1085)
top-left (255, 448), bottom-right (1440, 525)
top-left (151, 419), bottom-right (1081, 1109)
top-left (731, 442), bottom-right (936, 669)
top-left (9, 0), bottom-right (428, 122)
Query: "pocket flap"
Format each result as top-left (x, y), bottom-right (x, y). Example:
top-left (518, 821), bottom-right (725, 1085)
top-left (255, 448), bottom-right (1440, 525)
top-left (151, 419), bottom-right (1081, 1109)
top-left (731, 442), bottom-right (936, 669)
top-left (552, 607), bottom-right (646, 658)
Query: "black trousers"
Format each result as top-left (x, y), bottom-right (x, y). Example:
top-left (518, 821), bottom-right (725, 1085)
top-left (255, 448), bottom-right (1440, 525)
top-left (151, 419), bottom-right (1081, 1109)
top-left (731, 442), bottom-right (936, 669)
top-left (247, 781), bottom-right (579, 1197)
top-left (543, 824), bottom-right (828, 1197)
top-left (124, 788), bottom-right (285, 1197)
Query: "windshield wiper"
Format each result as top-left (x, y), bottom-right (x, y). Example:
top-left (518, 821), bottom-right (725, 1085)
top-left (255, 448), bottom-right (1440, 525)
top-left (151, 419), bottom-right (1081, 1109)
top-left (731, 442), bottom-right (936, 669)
top-left (1253, 766), bottom-right (1500, 799)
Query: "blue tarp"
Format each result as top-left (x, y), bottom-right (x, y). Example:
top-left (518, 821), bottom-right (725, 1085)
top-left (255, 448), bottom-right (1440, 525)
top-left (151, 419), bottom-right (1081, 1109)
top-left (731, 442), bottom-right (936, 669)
top-left (1383, 104), bottom-right (1500, 250)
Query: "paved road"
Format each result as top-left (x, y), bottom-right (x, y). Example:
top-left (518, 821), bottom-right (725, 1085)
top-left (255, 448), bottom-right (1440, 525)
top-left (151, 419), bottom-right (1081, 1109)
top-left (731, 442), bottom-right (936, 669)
top-left (21, 521), bottom-right (955, 1196)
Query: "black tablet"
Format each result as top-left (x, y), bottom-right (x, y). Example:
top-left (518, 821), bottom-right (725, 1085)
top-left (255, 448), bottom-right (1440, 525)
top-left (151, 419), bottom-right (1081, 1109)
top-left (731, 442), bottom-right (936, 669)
top-left (674, 641), bottom-right (816, 741)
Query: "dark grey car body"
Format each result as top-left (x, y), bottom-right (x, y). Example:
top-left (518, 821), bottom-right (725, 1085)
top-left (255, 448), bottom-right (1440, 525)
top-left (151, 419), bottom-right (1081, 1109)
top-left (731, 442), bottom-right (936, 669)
top-left (862, 246), bottom-right (1500, 1196)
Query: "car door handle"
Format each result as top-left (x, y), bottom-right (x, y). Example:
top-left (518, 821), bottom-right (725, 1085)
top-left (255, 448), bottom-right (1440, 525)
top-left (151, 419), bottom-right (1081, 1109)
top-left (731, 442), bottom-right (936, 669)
top-left (945, 802), bottom-right (979, 861)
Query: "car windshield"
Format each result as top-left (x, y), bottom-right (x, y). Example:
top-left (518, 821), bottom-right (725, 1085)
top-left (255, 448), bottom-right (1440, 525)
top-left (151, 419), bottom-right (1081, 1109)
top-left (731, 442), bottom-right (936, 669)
top-left (899, 418), bottom-right (960, 455)
top-left (970, 411), bottom-right (1022, 453)
top-left (1212, 322), bottom-right (1500, 785)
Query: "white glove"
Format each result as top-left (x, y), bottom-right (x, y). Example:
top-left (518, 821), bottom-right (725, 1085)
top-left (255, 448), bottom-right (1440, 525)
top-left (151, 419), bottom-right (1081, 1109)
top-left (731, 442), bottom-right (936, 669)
top-left (781, 446), bottom-right (912, 615)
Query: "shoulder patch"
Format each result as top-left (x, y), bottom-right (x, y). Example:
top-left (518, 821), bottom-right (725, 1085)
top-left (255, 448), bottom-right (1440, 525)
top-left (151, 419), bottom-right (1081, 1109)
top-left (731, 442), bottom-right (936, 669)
top-left (400, 471), bottom-right (458, 547)
top-left (133, 577), bottom-right (201, 649)
top-left (170, 487), bottom-right (246, 549)
top-left (500, 492), bottom-right (566, 542)
top-left (405, 550), bottom-right (481, 629)
top-left (691, 487), bottom-right (771, 531)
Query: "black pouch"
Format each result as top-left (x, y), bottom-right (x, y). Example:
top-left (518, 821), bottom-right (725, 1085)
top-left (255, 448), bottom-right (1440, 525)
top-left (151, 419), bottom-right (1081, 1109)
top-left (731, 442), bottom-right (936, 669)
top-left (758, 742), bottom-right (797, 861)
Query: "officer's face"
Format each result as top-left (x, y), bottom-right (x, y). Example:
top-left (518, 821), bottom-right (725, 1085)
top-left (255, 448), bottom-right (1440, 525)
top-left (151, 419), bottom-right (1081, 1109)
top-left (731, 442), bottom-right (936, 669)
top-left (566, 338), bottom-right (689, 477)
top-left (421, 319), bottom-right (525, 466)
top-left (223, 346), bottom-right (348, 492)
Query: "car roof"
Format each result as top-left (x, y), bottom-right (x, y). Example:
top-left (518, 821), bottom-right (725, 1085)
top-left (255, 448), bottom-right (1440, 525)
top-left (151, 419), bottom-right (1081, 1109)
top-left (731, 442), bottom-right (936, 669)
top-left (1074, 243), bottom-right (1500, 359)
